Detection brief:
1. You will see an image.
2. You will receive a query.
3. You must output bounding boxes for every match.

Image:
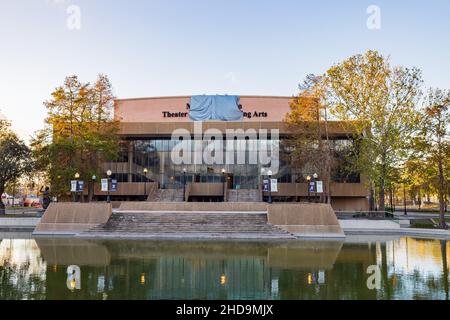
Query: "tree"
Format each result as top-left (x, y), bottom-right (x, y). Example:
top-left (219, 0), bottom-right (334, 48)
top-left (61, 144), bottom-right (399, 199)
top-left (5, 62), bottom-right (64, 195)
top-left (32, 74), bottom-right (119, 201)
top-left (419, 88), bottom-right (449, 229)
top-left (285, 74), bottom-right (335, 203)
top-left (325, 50), bottom-right (423, 212)
top-left (0, 121), bottom-right (34, 214)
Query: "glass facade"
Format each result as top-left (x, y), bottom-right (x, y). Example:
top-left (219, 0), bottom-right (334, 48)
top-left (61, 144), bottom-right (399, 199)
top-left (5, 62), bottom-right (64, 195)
top-left (107, 137), bottom-right (360, 189)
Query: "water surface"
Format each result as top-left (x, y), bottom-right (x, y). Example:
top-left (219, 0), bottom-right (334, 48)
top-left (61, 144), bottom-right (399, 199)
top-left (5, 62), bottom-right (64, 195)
top-left (0, 235), bottom-right (449, 300)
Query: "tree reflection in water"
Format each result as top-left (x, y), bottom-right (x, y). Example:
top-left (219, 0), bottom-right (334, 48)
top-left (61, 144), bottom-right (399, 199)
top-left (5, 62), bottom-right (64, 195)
top-left (0, 237), bottom-right (449, 300)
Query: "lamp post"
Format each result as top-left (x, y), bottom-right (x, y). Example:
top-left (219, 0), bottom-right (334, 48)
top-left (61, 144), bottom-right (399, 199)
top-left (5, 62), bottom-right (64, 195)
top-left (91, 175), bottom-right (97, 202)
top-left (143, 168), bottom-right (148, 199)
top-left (221, 168), bottom-right (226, 202)
top-left (306, 176), bottom-right (311, 203)
top-left (74, 172), bottom-right (80, 202)
top-left (183, 168), bottom-right (187, 202)
top-left (267, 170), bottom-right (273, 204)
top-left (107, 170), bottom-right (112, 203)
top-left (313, 173), bottom-right (318, 203)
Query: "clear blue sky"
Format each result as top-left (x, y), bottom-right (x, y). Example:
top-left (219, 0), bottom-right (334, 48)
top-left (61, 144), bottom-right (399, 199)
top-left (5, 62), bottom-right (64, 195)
top-left (1, 0), bottom-right (449, 139)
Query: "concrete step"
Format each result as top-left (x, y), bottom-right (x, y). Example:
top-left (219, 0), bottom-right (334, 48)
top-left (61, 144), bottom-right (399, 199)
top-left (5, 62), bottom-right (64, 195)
top-left (83, 211), bottom-right (295, 239)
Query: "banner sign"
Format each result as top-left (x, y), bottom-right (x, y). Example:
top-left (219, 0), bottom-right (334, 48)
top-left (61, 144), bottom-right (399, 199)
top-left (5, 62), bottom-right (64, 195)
top-left (309, 182), bottom-right (316, 193)
top-left (101, 179), bottom-right (109, 192)
top-left (76, 181), bottom-right (84, 192)
top-left (270, 179), bottom-right (278, 193)
top-left (263, 179), bottom-right (270, 192)
top-left (70, 181), bottom-right (77, 192)
top-left (110, 179), bottom-right (118, 192)
top-left (316, 181), bottom-right (324, 194)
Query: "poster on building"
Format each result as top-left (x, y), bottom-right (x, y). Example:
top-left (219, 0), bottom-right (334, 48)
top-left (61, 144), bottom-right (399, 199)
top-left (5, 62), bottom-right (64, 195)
top-left (270, 179), bottom-right (278, 193)
top-left (101, 179), bottom-right (109, 192)
top-left (316, 181), bottom-right (324, 193)
top-left (111, 179), bottom-right (118, 192)
top-left (70, 181), bottom-right (77, 192)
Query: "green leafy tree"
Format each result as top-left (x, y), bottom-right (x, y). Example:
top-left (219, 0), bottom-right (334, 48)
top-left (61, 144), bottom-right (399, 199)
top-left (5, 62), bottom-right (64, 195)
top-left (285, 74), bottom-right (335, 203)
top-left (0, 121), bottom-right (34, 214)
top-left (31, 74), bottom-right (119, 201)
top-left (325, 50), bottom-right (423, 212)
top-left (419, 88), bottom-right (449, 228)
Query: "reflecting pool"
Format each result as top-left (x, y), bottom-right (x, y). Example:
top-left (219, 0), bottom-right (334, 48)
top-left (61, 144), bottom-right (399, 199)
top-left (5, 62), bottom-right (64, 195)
top-left (0, 235), bottom-right (449, 300)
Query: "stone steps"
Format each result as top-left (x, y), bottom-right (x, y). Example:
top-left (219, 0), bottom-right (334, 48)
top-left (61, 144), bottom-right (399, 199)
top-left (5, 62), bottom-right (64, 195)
top-left (83, 211), bottom-right (295, 239)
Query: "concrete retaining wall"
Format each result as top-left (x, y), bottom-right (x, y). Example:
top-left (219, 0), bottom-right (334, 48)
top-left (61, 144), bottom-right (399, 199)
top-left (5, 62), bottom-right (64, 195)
top-left (33, 203), bottom-right (112, 235)
top-left (268, 203), bottom-right (345, 238)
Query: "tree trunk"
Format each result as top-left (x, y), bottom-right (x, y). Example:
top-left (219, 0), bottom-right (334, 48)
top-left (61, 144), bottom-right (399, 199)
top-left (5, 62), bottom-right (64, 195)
top-left (369, 182), bottom-right (375, 211)
top-left (379, 156), bottom-right (387, 212)
top-left (0, 184), bottom-right (5, 215)
top-left (379, 186), bottom-right (385, 213)
top-left (418, 188), bottom-right (422, 211)
top-left (438, 157), bottom-right (447, 229)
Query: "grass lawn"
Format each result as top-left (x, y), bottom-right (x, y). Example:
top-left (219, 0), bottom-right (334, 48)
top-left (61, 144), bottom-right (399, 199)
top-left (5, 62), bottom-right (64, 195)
top-left (410, 219), bottom-right (450, 229)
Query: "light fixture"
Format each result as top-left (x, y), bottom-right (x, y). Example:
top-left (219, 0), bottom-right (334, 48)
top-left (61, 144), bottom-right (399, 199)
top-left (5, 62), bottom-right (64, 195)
top-left (267, 170), bottom-right (273, 177)
top-left (92, 175), bottom-right (97, 181)
top-left (183, 168), bottom-right (187, 173)
top-left (313, 173), bottom-right (318, 179)
top-left (70, 278), bottom-right (77, 290)
top-left (74, 172), bottom-right (80, 179)
top-left (307, 273), bottom-right (313, 285)
top-left (140, 273), bottom-right (146, 285)
top-left (107, 170), bottom-right (112, 177)
top-left (143, 168), bottom-right (148, 174)
top-left (306, 176), bottom-right (311, 181)
top-left (221, 168), bottom-right (226, 174)
top-left (220, 274), bottom-right (227, 286)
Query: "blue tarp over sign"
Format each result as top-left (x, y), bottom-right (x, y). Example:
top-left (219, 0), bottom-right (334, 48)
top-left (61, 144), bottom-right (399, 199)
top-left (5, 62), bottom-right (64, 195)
top-left (189, 95), bottom-right (243, 121)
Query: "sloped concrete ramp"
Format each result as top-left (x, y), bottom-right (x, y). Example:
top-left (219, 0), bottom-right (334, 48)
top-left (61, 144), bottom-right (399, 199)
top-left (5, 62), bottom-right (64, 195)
top-left (33, 203), bottom-right (112, 236)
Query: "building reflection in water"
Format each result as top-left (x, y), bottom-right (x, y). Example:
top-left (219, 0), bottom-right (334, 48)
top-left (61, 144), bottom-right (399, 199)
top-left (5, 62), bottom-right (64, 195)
top-left (0, 236), bottom-right (449, 300)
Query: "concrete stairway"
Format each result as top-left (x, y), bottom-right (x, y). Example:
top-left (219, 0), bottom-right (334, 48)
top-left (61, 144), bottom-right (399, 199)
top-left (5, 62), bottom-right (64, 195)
top-left (82, 211), bottom-right (295, 239)
top-left (227, 189), bottom-right (261, 202)
top-left (150, 189), bottom-right (184, 202)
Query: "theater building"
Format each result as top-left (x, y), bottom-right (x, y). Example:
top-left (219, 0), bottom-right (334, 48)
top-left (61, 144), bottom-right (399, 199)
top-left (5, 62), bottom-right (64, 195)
top-left (95, 95), bottom-right (369, 211)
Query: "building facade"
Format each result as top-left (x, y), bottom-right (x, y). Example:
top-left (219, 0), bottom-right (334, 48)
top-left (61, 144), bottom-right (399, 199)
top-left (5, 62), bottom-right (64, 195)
top-left (94, 96), bottom-right (369, 211)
